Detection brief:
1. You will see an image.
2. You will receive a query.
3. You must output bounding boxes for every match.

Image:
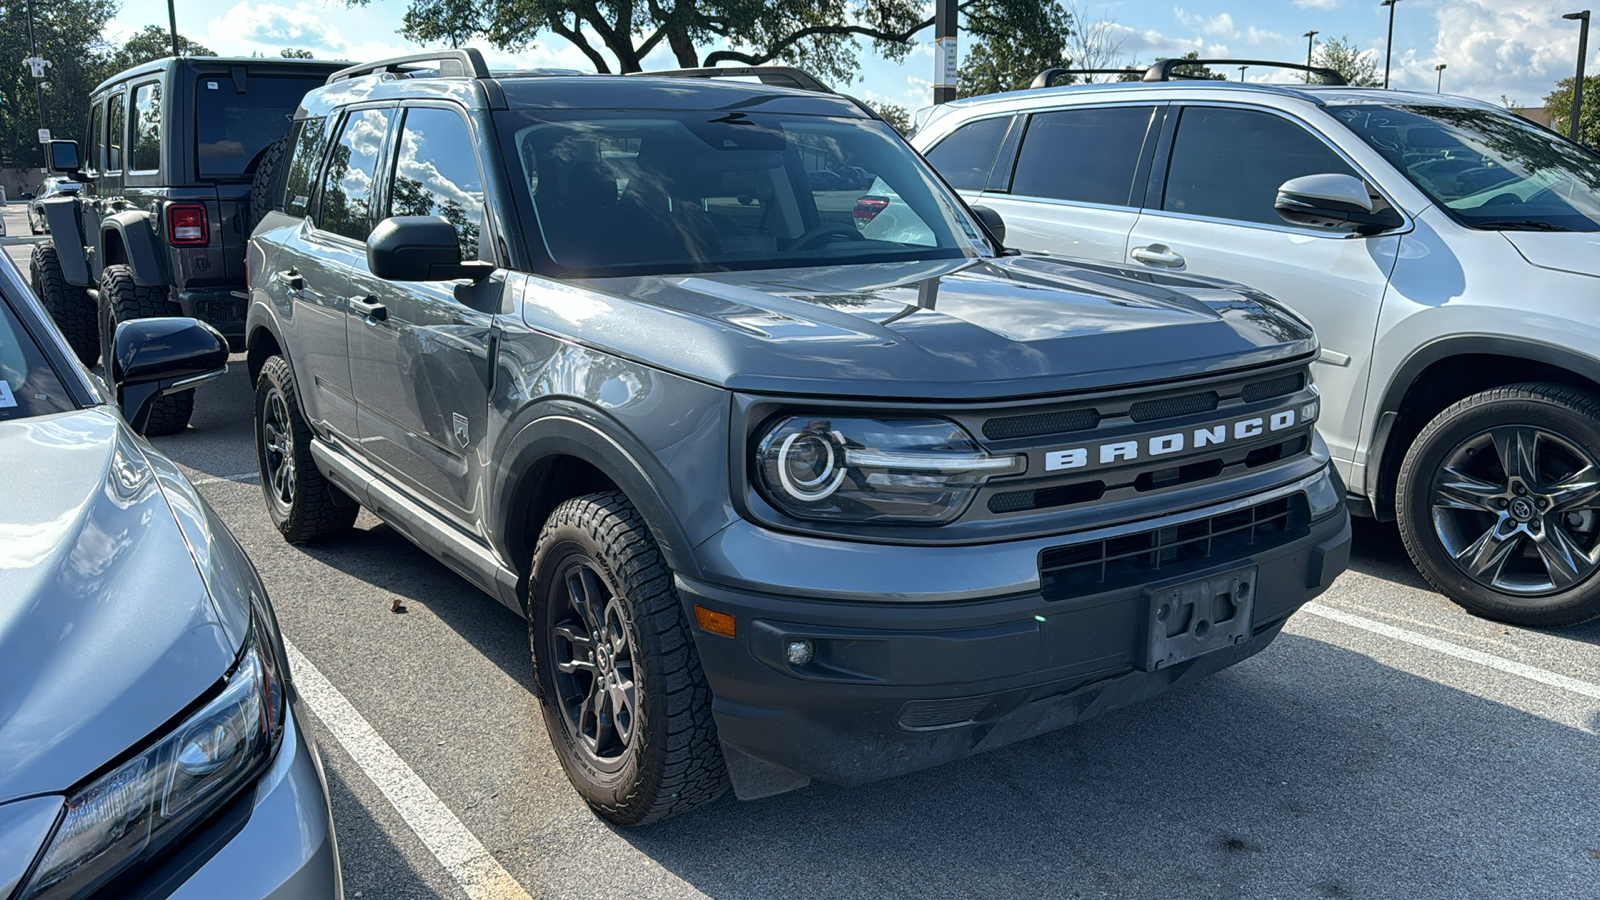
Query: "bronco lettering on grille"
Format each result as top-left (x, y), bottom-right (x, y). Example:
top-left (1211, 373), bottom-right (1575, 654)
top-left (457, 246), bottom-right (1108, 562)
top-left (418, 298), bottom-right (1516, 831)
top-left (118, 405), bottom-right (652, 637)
top-left (1044, 408), bottom-right (1303, 472)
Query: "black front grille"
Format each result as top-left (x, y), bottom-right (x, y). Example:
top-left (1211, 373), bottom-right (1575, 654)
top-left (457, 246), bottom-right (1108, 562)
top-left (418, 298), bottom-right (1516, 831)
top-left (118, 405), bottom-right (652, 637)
top-left (983, 407), bottom-right (1101, 441)
top-left (1241, 372), bottom-right (1305, 404)
top-left (1128, 391), bottom-right (1219, 422)
top-left (1039, 495), bottom-right (1309, 601)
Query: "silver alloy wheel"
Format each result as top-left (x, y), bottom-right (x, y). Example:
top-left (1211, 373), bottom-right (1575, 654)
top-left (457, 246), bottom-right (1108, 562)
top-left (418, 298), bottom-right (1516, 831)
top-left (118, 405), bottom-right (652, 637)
top-left (1430, 425), bottom-right (1600, 594)
top-left (261, 391), bottom-right (297, 510)
top-left (550, 560), bottom-right (638, 768)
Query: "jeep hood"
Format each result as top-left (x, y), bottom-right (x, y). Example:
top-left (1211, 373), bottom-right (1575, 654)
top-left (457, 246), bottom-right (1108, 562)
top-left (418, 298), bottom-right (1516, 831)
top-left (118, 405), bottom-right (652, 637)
top-left (1500, 231), bottom-right (1600, 280)
top-left (0, 409), bottom-right (238, 803)
top-left (540, 256), bottom-right (1316, 400)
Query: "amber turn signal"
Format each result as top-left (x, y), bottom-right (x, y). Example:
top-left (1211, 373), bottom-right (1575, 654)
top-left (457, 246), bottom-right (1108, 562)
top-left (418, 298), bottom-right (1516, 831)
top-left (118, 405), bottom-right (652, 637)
top-left (693, 605), bottom-right (736, 637)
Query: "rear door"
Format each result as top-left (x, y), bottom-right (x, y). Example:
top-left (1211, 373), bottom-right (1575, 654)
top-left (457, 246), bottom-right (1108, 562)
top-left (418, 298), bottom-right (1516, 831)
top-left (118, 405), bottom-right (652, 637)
top-left (346, 104), bottom-right (499, 527)
top-left (1125, 104), bottom-right (1403, 477)
top-left (971, 105), bottom-right (1163, 264)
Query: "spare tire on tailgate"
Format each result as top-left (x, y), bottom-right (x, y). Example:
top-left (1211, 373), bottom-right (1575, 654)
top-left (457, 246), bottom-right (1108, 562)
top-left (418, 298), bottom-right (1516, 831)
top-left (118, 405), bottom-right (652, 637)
top-left (248, 133), bottom-right (289, 235)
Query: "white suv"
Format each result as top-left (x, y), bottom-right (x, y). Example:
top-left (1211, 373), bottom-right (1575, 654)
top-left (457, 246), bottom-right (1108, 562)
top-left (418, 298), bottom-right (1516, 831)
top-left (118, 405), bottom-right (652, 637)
top-left (914, 63), bottom-right (1600, 626)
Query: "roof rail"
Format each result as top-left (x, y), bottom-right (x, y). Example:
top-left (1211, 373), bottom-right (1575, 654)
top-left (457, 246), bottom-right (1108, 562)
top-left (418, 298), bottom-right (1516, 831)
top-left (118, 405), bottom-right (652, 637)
top-left (327, 48), bottom-right (491, 84)
top-left (631, 66), bottom-right (834, 94)
top-left (1143, 58), bottom-right (1346, 85)
top-left (1030, 68), bottom-right (1143, 88)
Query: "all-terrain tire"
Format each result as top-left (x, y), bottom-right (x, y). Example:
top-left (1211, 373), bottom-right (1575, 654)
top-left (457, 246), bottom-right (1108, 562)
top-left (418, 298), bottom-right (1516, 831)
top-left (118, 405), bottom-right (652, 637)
top-left (254, 355), bottom-right (359, 543)
top-left (99, 264), bottom-right (194, 435)
top-left (530, 492), bottom-right (728, 825)
top-left (31, 243), bottom-right (99, 367)
top-left (248, 133), bottom-right (289, 235)
top-left (1396, 383), bottom-right (1600, 627)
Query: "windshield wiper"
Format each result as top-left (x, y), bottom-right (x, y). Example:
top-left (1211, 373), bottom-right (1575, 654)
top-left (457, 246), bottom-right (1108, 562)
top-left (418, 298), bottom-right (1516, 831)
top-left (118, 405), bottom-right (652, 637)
top-left (1472, 220), bottom-right (1570, 232)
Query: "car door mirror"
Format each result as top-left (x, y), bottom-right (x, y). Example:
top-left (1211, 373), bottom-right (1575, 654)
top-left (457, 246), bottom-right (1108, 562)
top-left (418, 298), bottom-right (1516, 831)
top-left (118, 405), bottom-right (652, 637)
top-left (367, 216), bottom-right (493, 283)
top-left (47, 140), bottom-right (80, 174)
top-left (1275, 173), bottom-right (1403, 235)
top-left (112, 318), bottom-right (229, 434)
top-left (20, 192), bottom-right (34, 200)
top-left (969, 204), bottom-right (1007, 246)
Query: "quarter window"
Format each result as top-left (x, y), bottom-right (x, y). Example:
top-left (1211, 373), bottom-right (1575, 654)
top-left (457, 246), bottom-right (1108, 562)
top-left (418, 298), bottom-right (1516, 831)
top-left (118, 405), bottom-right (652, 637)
top-left (317, 109), bottom-right (393, 242)
top-left (1163, 107), bottom-right (1360, 225)
top-left (85, 103), bottom-right (103, 175)
top-left (390, 108), bottom-right (486, 260)
top-left (1011, 107), bottom-right (1154, 207)
top-left (282, 116), bottom-right (331, 217)
top-left (131, 82), bottom-right (162, 172)
top-left (923, 117), bottom-right (1010, 191)
top-left (107, 92), bottom-right (126, 172)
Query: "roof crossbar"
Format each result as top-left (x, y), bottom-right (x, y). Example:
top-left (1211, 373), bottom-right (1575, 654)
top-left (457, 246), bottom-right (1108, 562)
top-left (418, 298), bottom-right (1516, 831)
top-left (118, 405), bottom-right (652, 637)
top-left (631, 66), bottom-right (834, 94)
top-left (328, 48), bottom-right (491, 84)
top-left (1030, 68), bottom-right (1144, 88)
top-left (1143, 58), bottom-right (1346, 85)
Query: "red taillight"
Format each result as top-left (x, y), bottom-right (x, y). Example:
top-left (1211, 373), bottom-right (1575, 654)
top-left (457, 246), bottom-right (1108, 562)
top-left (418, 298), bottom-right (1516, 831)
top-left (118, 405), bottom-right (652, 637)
top-left (167, 204), bottom-right (208, 245)
top-left (853, 195), bottom-right (890, 224)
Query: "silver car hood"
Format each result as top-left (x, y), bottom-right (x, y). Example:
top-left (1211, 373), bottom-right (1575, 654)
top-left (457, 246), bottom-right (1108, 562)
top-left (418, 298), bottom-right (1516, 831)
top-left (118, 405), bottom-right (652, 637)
top-left (0, 409), bottom-right (237, 802)
top-left (1500, 231), bottom-right (1600, 279)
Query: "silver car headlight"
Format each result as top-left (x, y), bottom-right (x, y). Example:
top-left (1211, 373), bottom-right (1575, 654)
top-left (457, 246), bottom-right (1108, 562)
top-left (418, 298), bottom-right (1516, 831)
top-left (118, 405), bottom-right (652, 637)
top-left (754, 415), bottom-right (1023, 524)
top-left (21, 615), bottom-right (285, 899)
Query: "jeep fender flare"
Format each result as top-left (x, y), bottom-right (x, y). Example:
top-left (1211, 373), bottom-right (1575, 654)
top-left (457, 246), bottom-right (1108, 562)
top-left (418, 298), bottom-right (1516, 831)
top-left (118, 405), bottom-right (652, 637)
top-left (39, 198), bottom-right (90, 286)
top-left (1366, 334), bottom-right (1600, 510)
top-left (492, 404), bottom-right (703, 592)
top-left (100, 211), bottom-right (170, 287)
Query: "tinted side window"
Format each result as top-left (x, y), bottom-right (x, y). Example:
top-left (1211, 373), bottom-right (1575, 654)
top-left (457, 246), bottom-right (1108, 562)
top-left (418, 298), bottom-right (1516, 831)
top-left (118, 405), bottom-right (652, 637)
top-left (1011, 107), bottom-right (1154, 207)
top-left (195, 74), bottom-right (328, 179)
top-left (131, 82), bottom-right (161, 172)
top-left (317, 109), bottom-right (393, 242)
top-left (924, 117), bottom-right (1010, 191)
top-left (283, 115), bottom-right (331, 218)
top-left (107, 92), bottom-right (126, 172)
top-left (1164, 107), bottom-right (1359, 225)
top-left (85, 103), bottom-right (103, 176)
top-left (390, 108), bottom-right (486, 259)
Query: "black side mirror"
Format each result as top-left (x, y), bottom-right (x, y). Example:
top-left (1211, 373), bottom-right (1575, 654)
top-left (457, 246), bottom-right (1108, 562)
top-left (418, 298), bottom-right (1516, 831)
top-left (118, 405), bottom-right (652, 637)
top-left (367, 216), bottom-right (493, 283)
top-left (47, 140), bottom-right (80, 175)
top-left (1275, 173), bottom-right (1403, 235)
top-left (970, 204), bottom-right (1007, 247)
top-left (112, 318), bottom-right (228, 434)
top-left (20, 192), bottom-right (34, 200)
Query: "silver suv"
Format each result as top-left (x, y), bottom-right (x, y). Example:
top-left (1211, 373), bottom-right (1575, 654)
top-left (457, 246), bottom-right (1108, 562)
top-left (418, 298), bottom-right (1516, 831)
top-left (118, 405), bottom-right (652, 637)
top-left (913, 61), bottom-right (1600, 626)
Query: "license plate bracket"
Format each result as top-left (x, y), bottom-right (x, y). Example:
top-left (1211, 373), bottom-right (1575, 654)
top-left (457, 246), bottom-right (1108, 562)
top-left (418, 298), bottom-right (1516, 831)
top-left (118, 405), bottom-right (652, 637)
top-left (1141, 565), bottom-right (1257, 671)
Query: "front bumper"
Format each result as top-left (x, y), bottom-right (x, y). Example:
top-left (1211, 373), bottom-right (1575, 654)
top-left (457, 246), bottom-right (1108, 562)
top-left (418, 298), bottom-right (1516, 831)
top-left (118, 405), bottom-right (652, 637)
top-left (682, 469), bottom-right (1351, 795)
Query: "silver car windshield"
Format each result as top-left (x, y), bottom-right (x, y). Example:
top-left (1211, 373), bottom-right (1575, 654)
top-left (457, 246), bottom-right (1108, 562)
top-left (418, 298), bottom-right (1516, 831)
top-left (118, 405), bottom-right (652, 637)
top-left (499, 111), bottom-right (994, 276)
top-left (1332, 103), bottom-right (1600, 232)
top-left (0, 297), bottom-right (75, 421)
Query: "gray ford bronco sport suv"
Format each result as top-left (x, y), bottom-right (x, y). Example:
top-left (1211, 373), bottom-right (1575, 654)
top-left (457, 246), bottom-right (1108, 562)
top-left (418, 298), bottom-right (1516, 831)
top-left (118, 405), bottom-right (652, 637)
top-left (31, 55), bottom-right (344, 434)
top-left (246, 50), bottom-right (1351, 825)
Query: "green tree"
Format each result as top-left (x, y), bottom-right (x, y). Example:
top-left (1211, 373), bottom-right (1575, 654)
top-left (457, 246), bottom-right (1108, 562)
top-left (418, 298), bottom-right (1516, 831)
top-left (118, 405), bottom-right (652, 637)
top-left (0, 0), bottom-right (117, 165)
top-left (957, 0), bottom-right (1073, 96)
top-left (98, 24), bottom-right (215, 75)
top-left (280, 48), bottom-right (317, 59)
top-left (1543, 75), bottom-right (1600, 147)
top-left (1311, 35), bottom-right (1379, 87)
top-left (862, 98), bottom-right (910, 134)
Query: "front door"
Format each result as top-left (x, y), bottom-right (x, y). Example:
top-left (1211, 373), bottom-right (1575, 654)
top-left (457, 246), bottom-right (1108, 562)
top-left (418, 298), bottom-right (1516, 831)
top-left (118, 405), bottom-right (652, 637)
top-left (1126, 105), bottom-right (1401, 482)
top-left (346, 105), bottom-right (498, 526)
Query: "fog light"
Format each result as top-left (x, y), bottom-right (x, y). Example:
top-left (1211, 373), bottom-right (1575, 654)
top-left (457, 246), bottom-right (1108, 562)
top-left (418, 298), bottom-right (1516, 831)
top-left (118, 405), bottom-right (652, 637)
top-left (785, 640), bottom-right (814, 666)
top-left (1306, 467), bottom-right (1342, 520)
top-left (1300, 398), bottom-right (1320, 423)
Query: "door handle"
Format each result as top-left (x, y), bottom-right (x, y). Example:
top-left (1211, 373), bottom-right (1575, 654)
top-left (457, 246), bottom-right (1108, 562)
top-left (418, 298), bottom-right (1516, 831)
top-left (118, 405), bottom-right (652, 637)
top-left (1130, 245), bottom-right (1186, 268)
top-left (274, 268), bottom-right (305, 291)
top-left (348, 296), bottom-right (388, 321)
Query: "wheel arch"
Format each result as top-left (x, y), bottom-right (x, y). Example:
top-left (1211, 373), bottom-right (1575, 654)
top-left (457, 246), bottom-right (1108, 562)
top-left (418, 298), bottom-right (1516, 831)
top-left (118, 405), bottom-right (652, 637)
top-left (245, 318), bottom-right (283, 386)
top-left (1366, 336), bottom-right (1600, 520)
top-left (99, 211), bottom-right (169, 287)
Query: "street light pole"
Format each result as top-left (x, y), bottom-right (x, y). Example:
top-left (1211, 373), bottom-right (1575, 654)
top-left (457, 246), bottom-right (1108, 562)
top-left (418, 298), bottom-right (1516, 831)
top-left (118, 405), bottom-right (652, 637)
top-left (1303, 30), bottom-right (1318, 83)
top-left (1435, 63), bottom-right (1447, 92)
top-left (168, 0), bottom-right (181, 57)
top-left (933, 0), bottom-right (957, 104)
top-left (24, 0), bottom-right (46, 167)
top-left (1381, 0), bottom-right (1401, 89)
top-left (1565, 11), bottom-right (1591, 142)
top-left (1238, 65), bottom-right (1247, 82)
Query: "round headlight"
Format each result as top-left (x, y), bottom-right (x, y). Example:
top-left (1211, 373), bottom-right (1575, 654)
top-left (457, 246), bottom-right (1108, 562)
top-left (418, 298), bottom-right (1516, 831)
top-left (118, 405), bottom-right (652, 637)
top-left (776, 430), bottom-right (847, 501)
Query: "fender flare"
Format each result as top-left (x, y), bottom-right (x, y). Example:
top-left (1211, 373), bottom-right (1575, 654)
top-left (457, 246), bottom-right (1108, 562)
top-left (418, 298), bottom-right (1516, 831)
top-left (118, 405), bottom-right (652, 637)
top-left (244, 297), bottom-right (285, 381)
top-left (39, 198), bottom-right (90, 286)
top-left (1366, 334), bottom-right (1600, 509)
top-left (491, 403), bottom-right (702, 588)
top-left (100, 211), bottom-right (170, 287)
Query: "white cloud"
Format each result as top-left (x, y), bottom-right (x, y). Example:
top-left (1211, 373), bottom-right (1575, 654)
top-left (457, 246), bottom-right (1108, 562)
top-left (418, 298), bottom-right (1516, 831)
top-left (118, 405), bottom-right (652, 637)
top-left (1175, 8), bottom-right (1238, 39)
top-left (1245, 27), bottom-right (1293, 49)
top-left (1293, 0), bottom-right (1344, 9)
top-left (1386, 1), bottom-right (1581, 105)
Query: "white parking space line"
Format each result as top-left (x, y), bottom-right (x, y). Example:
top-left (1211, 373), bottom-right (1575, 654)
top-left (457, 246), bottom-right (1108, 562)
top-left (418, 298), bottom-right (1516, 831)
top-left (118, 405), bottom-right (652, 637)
top-left (189, 471), bottom-right (259, 485)
top-left (284, 640), bottom-right (533, 900)
top-left (1304, 602), bottom-right (1600, 701)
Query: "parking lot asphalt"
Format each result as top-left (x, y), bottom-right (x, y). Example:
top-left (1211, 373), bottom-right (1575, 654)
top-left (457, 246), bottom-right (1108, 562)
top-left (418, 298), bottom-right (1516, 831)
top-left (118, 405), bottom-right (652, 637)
top-left (6, 205), bottom-right (1599, 900)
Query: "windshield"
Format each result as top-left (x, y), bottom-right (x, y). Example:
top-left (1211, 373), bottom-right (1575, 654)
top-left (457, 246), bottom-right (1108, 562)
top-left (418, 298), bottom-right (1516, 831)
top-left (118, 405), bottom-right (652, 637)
top-left (498, 110), bottom-right (994, 277)
top-left (195, 74), bottom-right (327, 179)
top-left (1332, 103), bottom-right (1600, 232)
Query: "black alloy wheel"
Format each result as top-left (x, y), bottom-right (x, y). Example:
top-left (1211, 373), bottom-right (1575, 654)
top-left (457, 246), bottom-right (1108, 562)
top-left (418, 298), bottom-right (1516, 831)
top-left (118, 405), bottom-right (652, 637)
top-left (253, 355), bottom-right (358, 543)
top-left (1398, 384), bottom-right (1600, 626)
top-left (549, 557), bottom-right (639, 766)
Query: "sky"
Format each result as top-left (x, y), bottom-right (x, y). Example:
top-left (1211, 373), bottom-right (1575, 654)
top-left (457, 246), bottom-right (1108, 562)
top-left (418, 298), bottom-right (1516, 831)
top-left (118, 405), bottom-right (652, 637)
top-left (102, 0), bottom-right (1591, 113)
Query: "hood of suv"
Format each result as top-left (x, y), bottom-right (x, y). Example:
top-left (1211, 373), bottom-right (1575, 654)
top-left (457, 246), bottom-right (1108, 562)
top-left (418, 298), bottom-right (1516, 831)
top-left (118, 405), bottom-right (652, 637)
top-left (547, 256), bottom-right (1316, 400)
top-left (0, 409), bottom-right (237, 802)
top-left (1500, 232), bottom-right (1600, 280)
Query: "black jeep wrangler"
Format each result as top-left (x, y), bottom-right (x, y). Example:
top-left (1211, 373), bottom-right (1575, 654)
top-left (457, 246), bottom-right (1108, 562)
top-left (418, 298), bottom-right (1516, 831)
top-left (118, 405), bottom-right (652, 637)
top-left (30, 55), bottom-right (343, 433)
